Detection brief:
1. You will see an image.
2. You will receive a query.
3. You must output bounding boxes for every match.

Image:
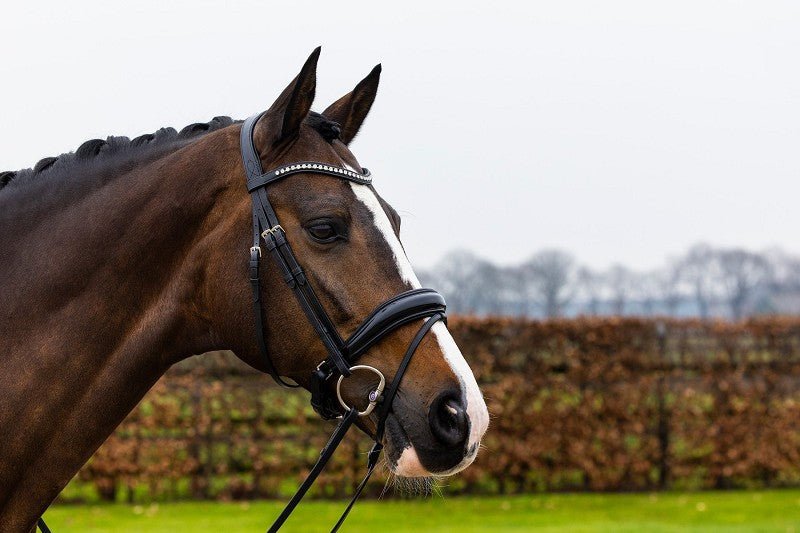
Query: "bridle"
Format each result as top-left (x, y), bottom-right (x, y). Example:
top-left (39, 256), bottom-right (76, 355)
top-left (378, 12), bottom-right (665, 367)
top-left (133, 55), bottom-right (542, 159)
top-left (242, 111), bottom-right (448, 532)
top-left (35, 112), bottom-right (448, 533)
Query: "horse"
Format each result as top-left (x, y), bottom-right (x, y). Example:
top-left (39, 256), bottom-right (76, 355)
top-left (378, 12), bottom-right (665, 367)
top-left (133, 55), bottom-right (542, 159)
top-left (0, 48), bottom-right (489, 532)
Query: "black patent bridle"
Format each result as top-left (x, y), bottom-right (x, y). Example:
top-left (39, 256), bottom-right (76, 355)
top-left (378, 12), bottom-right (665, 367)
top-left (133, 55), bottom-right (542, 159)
top-left (36, 112), bottom-right (447, 533)
top-left (242, 111), bottom-right (448, 532)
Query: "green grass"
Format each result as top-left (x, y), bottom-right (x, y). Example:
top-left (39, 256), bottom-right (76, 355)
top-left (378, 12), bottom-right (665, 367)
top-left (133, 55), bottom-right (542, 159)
top-left (43, 490), bottom-right (800, 532)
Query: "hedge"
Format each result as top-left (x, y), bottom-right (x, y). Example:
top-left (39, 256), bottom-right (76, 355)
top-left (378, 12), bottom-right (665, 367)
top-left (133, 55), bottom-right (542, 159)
top-left (63, 317), bottom-right (800, 502)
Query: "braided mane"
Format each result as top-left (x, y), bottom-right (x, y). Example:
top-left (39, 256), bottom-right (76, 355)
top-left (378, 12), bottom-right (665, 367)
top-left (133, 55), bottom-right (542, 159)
top-left (0, 111), bottom-right (343, 194)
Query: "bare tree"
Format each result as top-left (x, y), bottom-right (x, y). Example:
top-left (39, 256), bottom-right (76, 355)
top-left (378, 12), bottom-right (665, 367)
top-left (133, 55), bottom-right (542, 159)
top-left (423, 243), bottom-right (800, 319)
top-left (786, 258), bottom-right (800, 290)
top-left (766, 248), bottom-right (800, 291)
top-left (633, 271), bottom-right (661, 316)
top-left (474, 259), bottom-right (505, 315)
top-left (762, 249), bottom-right (800, 315)
top-left (497, 265), bottom-right (528, 316)
top-left (576, 267), bottom-right (603, 315)
top-left (655, 259), bottom-right (685, 316)
top-left (716, 248), bottom-right (773, 319)
top-left (681, 244), bottom-right (717, 318)
top-left (522, 249), bottom-right (576, 318)
top-left (606, 264), bottom-right (634, 316)
top-left (425, 250), bottom-right (502, 315)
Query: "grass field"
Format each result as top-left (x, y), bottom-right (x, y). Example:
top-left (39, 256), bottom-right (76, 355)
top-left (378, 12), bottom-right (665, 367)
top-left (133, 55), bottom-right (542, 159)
top-left (42, 490), bottom-right (800, 532)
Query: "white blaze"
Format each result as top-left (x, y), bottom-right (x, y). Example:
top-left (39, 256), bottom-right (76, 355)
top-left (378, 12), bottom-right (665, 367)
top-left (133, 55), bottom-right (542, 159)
top-left (349, 182), bottom-right (489, 476)
top-left (430, 321), bottom-right (489, 473)
top-left (348, 182), bottom-right (421, 288)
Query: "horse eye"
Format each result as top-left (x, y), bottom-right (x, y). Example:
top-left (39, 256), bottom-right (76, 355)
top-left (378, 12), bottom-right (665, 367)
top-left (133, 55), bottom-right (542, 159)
top-left (307, 223), bottom-right (338, 243)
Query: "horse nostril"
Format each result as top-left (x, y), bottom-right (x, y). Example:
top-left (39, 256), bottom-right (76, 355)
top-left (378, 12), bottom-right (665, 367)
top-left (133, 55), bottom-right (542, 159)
top-left (429, 391), bottom-right (469, 448)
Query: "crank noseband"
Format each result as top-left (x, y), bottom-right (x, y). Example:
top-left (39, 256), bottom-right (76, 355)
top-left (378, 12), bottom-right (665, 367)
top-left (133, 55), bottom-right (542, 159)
top-left (240, 111), bottom-right (449, 532)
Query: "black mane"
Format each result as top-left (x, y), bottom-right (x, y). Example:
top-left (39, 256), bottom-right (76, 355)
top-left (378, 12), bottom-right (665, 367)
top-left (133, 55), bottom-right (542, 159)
top-left (0, 112), bottom-right (341, 192)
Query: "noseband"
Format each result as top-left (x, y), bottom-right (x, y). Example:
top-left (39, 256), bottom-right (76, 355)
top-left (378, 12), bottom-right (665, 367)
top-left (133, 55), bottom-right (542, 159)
top-left (241, 112), bottom-right (448, 532)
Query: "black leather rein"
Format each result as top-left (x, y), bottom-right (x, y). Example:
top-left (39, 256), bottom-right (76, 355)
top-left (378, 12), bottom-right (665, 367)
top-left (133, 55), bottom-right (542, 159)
top-left (241, 111), bottom-right (448, 532)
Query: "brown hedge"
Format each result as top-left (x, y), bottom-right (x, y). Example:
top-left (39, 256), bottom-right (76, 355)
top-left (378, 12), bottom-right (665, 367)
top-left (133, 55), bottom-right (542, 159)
top-left (63, 317), bottom-right (800, 502)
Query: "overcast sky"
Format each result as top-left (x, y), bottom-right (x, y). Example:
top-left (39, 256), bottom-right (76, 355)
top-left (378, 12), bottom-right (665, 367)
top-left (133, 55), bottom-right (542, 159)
top-left (1, 1), bottom-right (798, 270)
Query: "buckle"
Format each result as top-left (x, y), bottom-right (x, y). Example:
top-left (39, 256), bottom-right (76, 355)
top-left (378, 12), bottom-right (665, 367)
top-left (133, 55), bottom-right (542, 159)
top-left (250, 246), bottom-right (261, 258)
top-left (261, 224), bottom-right (284, 240)
top-left (336, 365), bottom-right (386, 417)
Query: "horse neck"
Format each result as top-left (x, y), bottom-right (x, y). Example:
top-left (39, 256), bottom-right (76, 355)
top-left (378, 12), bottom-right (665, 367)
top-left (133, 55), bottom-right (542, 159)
top-left (0, 129), bottom-right (240, 529)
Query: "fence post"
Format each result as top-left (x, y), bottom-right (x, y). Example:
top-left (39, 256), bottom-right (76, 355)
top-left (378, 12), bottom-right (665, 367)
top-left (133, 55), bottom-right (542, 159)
top-left (656, 322), bottom-right (670, 489)
top-left (189, 384), bottom-right (205, 499)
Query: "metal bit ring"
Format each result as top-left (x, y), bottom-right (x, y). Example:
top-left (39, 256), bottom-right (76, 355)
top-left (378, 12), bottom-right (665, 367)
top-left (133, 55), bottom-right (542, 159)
top-left (336, 365), bottom-right (386, 417)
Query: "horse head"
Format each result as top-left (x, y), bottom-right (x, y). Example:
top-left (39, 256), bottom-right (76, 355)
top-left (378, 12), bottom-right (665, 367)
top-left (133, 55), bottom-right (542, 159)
top-left (210, 48), bottom-right (489, 477)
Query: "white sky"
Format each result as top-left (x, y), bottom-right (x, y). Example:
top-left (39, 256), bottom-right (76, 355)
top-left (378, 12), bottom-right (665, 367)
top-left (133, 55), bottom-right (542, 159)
top-left (1, 1), bottom-right (798, 270)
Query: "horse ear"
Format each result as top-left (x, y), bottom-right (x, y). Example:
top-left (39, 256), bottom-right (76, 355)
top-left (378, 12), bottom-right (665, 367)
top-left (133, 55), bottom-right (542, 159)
top-left (322, 64), bottom-right (381, 145)
top-left (264, 47), bottom-right (321, 144)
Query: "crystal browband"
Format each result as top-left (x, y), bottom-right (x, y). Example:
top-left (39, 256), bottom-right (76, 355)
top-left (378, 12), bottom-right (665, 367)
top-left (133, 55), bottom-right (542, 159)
top-left (246, 160), bottom-right (372, 192)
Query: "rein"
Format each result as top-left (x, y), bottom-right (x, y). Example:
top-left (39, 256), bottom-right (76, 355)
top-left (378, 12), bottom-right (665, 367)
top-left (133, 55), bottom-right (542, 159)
top-left (36, 112), bottom-right (447, 532)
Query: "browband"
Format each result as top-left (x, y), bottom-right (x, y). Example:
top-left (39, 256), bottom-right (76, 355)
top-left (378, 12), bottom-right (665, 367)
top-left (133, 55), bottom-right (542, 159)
top-left (247, 161), bottom-right (371, 192)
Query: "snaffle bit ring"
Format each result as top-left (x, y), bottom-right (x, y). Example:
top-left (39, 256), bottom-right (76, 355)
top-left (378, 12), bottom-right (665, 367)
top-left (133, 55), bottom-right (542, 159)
top-left (336, 365), bottom-right (386, 417)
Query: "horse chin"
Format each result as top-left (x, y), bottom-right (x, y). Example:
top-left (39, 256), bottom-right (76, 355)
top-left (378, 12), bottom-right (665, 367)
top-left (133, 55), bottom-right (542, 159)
top-left (384, 413), bottom-right (427, 477)
top-left (392, 443), bottom-right (479, 478)
top-left (394, 446), bottom-right (431, 477)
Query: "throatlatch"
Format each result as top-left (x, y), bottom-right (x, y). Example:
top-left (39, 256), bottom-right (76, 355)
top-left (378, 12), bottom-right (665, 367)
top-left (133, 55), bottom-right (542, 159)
top-left (240, 111), bottom-right (448, 532)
